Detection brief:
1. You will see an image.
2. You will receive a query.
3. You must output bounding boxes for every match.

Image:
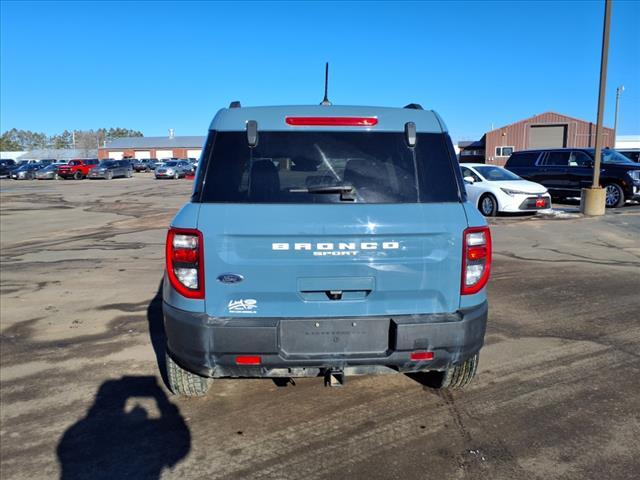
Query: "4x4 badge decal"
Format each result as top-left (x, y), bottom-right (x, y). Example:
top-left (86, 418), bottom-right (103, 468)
top-left (228, 299), bottom-right (257, 313)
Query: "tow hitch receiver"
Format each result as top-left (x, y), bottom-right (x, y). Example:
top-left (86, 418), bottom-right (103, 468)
top-left (324, 369), bottom-right (345, 387)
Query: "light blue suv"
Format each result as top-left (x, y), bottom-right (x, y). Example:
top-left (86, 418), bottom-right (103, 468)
top-left (163, 102), bottom-right (491, 396)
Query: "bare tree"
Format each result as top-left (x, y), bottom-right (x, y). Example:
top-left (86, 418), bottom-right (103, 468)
top-left (74, 130), bottom-right (100, 157)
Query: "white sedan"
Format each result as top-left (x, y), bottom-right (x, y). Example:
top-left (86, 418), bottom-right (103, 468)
top-left (461, 163), bottom-right (552, 216)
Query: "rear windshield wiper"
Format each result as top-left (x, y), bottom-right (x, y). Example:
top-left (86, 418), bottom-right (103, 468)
top-left (289, 185), bottom-right (357, 201)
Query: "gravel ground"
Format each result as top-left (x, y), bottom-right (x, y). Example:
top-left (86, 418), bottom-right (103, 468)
top-left (1, 175), bottom-right (639, 480)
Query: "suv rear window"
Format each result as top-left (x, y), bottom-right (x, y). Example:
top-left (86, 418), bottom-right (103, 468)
top-left (195, 131), bottom-right (460, 204)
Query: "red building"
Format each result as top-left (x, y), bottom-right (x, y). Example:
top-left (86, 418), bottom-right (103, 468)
top-left (98, 131), bottom-right (205, 161)
top-left (459, 112), bottom-right (615, 166)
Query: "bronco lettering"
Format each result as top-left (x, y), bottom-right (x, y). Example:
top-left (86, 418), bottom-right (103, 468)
top-left (272, 241), bottom-right (400, 253)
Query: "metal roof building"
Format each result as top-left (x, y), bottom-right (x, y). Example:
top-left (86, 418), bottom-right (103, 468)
top-left (615, 135), bottom-right (640, 149)
top-left (17, 148), bottom-right (98, 161)
top-left (98, 131), bottom-right (205, 160)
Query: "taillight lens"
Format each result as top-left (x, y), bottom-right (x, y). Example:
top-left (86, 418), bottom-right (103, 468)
top-left (461, 226), bottom-right (491, 295)
top-left (166, 228), bottom-right (204, 299)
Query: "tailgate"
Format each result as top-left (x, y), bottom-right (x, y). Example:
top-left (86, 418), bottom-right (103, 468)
top-left (199, 203), bottom-right (466, 318)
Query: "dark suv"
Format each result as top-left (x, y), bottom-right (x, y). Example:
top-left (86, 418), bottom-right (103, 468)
top-left (0, 159), bottom-right (16, 178)
top-left (505, 148), bottom-right (640, 208)
top-left (88, 160), bottom-right (133, 179)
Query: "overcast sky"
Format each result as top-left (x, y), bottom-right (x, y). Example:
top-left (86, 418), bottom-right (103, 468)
top-left (1, 0), bottom-right (639, 141)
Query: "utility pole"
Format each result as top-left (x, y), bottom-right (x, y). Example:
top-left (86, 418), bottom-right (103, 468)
top-left (581, 0), bottom-right (612, 216)
top-left (613, 85), bottom-right (624, 145)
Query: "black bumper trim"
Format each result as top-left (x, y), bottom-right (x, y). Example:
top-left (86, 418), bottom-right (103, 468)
top-left (163, 301), bottom-right (488, 378)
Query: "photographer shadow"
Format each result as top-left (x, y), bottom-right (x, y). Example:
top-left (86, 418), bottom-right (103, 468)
top-left (57, 375), bottom-right (190, 480)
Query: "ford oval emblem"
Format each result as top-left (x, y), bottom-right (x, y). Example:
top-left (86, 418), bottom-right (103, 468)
top-left (217, 273), bottom-right (244, 284)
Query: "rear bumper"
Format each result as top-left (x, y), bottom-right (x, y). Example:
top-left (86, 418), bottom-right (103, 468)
top-left (163, 301), bottom-right (488, 378)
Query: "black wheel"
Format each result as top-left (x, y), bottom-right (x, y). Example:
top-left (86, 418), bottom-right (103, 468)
top-left (478, 194), bottom-right (498, 217)
top-left (604, 183), bottom-right (624, 208)
top-left (439, 354), bottom-right (479, 389)
top-left (73, 171), bottom-right (83, 180)
top-left (28, 172), bottom-right (35, 180)
top-left (173, 172), bottom-right (179, 180)
top-left (166, 352), bottom-right (210, 397)
top-left (415, 354), bottom-right (479, 390)
top-left (125, 169), bottom-right (132, 178)
top-left (106, 171), bottom-right (113, 180)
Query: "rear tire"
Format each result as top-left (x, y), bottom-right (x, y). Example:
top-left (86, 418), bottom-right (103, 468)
top-left (604, 183), bottom-right (625, 208)
top-left (418, 354), bottom-right (479, 390)
top-left (73, 171), bottom-right (83, 180)
top-left (479, 194), bottom-right (498, 217)
top-left (166, 352), bottom-right (211, 397)
top-left (440, 353), bottom-right (479, 389)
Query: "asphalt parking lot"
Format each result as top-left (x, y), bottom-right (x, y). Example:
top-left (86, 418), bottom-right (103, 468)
top-left (1, 175), bottom-right (639, 480)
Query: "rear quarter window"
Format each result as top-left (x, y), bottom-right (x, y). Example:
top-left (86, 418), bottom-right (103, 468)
top-left (193, 131), bottom-right (461, 204)
top-left (505, 152), bottom-right (541, 168)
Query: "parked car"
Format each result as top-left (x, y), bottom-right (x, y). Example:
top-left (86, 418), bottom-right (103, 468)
top-left (57, 159), bottom-right (100, 180)
top-left (38, 159), bottom-right (57, 167)
top-left (11, 163), bottom-right (43, 180)
top-left (0, 159), bottom-right (16, 178)
top-left (460, 163), bottom-right (551, 216)
top-left (155, 160), bottom-right (191, 179)
top-left (505, 148), bottom-right (640, 208)
top-left (132, 159), bottom-right (155, 172)
top-left (162, 103), bottom-right (491, 396)
top-left (35, 163), bottom-right (64, 180)
top-left (617, 149), bottom-right (640, 163)
top-left (178, 159), bottom-right (196, 175)
top-left (147, 159), bottom-right (159, 170)
top-left (88, 160), bottom-right (133, 179)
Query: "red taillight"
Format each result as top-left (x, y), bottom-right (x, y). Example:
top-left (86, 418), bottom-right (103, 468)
top-left (285, 117), bottom-right (378, 127)
top-left (410, 351), bottom-right (434, 361)
top-left (236, 355), bottom-right (261, 365)
top-left (172, 248), bottom-right (198, 263)
top-left (166, 228), bottom-right (204, 299)
top-left (461, 226), bottom-right (492, 295)
top-left (467, 246), bottom-right (487, 261)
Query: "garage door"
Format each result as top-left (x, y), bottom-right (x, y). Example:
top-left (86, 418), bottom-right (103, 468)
top-left (187, 149), bottom-right (202, 159)
top-left (134, 151), bottom-right (151, 160)
top-left (156, 150), bottom-right (173, 160)
top-left (108, 151), bottom-right (124, 160)
top-left (528, 125), bottom-right (567, 149)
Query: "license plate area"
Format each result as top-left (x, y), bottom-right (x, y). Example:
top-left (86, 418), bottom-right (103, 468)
top-left (279, 318), bottom-right (390, 357)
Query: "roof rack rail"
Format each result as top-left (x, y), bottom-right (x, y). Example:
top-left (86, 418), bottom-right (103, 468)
top-left (403, 103), bottom-right (423, 110)
top-left (229, 101), bottom-right (241, 108)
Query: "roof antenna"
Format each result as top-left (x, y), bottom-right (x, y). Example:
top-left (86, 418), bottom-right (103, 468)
top-left (320, 62), bottom-right (331, 106)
